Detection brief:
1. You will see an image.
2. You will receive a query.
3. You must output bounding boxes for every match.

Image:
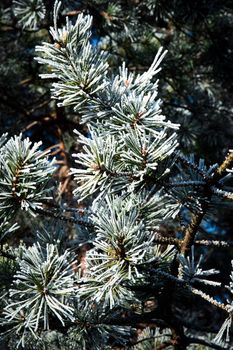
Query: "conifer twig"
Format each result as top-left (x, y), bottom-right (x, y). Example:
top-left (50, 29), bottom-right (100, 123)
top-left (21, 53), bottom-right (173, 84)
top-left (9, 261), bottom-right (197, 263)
top-left (153, 234), bottom-right (233, 249)
top-left (180, 211), bottom-right (207, 255)
top-left (35, 207), bottom-right (94, 228)
top-left (194, 240), bottom-right (233, 248)
top-left (190, 287), bottom-right (231, 313)
top-left (181, 151), bottom-right (233, 256)
top-left (155, 270), bottom-right (229, 314)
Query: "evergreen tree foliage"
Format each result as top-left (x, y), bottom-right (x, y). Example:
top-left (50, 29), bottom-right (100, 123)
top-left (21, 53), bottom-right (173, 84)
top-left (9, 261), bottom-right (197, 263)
top-left (0, 1), bottom-right (233, 349)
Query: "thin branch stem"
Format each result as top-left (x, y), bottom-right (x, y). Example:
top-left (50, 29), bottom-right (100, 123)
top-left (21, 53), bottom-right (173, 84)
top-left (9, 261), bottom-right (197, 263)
top-left (153, 233), bottom-right (181, 247)
top-left (153, 234), bottom-right (233, 249)
top-left (166, 181), bottom-right (206, 187)
top-left (180, 210), bottom-right (206, 255)
top-left (35, 207), bottom-right (94, 228)
top-left (194, 240), bottom-right (233, 248)
top-left (216, 151), bottom-right (233, 177)
top-left (190, 287), bottom-right (231, 313)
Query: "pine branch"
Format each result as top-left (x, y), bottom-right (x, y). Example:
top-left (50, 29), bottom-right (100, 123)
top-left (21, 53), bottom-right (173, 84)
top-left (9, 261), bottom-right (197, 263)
top-left (180, 211), bottom-right (207, 255)
top-left (155, 270), bottom-right (229, 314)
top-left (153, 233), bottom-right (181, 248)
top-left (194, 240), bottom-right (233, 248)
top-left (153, 234), bottom-right (233, 249)
top-left (216, 151), bottom-right (233, 177)
top-left (177, 154), bottom-right (210, 180)
top-left (190, 287), bottom-right (230, 312)
top-left (166, 180), bottom-right (206, 187)
top-left (181, 151), bottom-right (233, 255)
top-left (35, 207), bottom-right (94, 228)
top-left (2, 2), bottom-right (233, 347)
